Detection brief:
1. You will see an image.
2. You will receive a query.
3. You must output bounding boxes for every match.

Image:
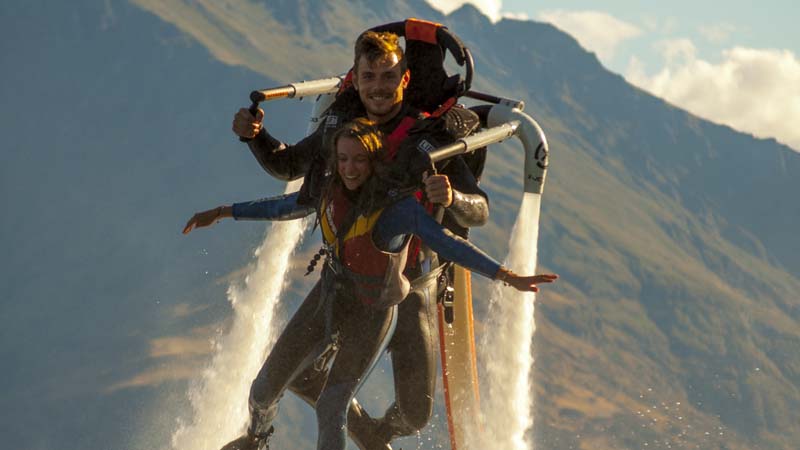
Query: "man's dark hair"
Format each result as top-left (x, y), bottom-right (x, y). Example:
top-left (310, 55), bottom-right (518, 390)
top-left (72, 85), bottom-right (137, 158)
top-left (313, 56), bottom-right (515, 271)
top-left (353, 31), bottom-right (407, 73)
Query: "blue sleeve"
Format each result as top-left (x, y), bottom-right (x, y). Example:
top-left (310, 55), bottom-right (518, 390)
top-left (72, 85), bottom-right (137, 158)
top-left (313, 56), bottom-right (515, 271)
top-left (232, 191), bottom-right (315, 221)
top-left (375, 197), bottom-right (501, 279)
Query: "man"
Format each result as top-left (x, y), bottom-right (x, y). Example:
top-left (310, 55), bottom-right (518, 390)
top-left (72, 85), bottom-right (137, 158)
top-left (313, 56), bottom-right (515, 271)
top-left (227, 31), bottom-right (488, 450)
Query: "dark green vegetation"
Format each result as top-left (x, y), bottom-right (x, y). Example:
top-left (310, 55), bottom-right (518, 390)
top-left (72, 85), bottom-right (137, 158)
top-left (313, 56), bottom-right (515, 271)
top-left (2, 1), bottom-right (797, 449)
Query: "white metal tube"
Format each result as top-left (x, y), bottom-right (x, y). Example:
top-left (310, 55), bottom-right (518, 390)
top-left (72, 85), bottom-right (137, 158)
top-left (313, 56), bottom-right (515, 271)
top-left (290, 76), bottom-right (343, 99)
top-left (252, 76), bottom-right (343, 103)
top-left (429, 121), bottom-right (519, 163)
top-left (487, 106), bottom-right (549, 194)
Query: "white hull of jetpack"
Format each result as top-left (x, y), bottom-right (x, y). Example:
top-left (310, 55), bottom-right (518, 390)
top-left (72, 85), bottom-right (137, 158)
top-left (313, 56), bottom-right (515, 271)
top-left (428, 102), bottom-right (550, 194)
top-left (487, 105), bottom-right (549, 194)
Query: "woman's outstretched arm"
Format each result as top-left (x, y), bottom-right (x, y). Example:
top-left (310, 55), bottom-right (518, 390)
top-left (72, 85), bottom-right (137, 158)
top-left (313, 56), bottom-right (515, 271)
top-left (183, 191), bottom-right (314, 234)
top-left (374, 197), bottom-right (558, 292)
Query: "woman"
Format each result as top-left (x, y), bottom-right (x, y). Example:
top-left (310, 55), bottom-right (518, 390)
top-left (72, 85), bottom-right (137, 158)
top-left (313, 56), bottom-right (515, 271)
top-left (183, 118), bottom-right (557, 450)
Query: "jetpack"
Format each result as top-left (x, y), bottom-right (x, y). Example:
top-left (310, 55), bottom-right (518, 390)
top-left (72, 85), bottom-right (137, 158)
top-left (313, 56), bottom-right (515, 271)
top-left (241, 18), bottom-right (549, 450)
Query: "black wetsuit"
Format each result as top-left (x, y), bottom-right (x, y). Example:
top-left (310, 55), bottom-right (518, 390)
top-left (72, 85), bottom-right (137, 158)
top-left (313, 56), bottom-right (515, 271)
top-left (246, 272), bottom-right (397, 450)
top-left (245, 102), bottom-right (488, 447)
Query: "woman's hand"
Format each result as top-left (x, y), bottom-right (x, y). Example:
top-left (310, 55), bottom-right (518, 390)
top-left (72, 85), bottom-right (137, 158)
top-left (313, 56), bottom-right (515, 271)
top-left (182, 206), bottom-right (232, 234)
top-left (495, 268), bottom-right (558, 293)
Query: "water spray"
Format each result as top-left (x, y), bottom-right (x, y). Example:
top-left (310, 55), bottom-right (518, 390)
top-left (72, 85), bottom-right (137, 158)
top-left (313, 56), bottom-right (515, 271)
top-left (171, 83), bottom-right (341, 450)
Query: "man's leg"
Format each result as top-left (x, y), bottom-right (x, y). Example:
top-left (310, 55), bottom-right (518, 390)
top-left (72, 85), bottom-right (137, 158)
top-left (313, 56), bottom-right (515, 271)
top-left (335, 277), bottom-right (439, 449)
top-left (379, 279), bottom-right (439, 439)
top-left (289, 279), bottom-right (439, 450)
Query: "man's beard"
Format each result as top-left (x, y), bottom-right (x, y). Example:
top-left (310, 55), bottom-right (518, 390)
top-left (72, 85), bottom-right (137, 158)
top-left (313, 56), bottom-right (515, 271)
top-left (364, 91), bottom-right (401, 118)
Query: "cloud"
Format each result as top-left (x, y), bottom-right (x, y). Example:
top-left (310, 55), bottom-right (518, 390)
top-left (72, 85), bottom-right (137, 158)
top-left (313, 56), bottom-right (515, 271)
top-left (425, 0), bottom-right (502, 22)
top-left (656, 38), bottom-right (698, 65)
top-left (626, 42), bottom-right (800, 152)
top-left (170, 301), bottom-right (211, 319)
top-left (106, 325), bottom-right (220, 392)
top-left (149, 334), bottom-right (214, 358)
top-left (501, 11), bottom-right (530, 21)
top-left (536, 10), bottom-right (643, 62)
top-left (105, 361), bottom-right (204, 392)
top-left (698, 22), bottom-right (738, 45)
top-left (642, 15), bottom-right (678, 35)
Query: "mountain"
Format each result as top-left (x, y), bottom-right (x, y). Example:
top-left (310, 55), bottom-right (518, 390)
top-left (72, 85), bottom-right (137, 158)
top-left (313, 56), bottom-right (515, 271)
top-left (1, 1), bottom-right (798, 449)
top-left (0, 1), bottom-right (302, 449)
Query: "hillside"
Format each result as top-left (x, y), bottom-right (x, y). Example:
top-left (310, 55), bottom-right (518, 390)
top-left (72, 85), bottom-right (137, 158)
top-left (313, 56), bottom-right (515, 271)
top-left (131, 1), bottom-right (800, 448)
top-left (2, 1), bottom-right (798, 449)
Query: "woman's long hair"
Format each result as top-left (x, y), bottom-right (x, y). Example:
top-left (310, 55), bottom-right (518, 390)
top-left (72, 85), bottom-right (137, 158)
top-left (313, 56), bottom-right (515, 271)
top-left (323, 118), bottom-right (391, 214)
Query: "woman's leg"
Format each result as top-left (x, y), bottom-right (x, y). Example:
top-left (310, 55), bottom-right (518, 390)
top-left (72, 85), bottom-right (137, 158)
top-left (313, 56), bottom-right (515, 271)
top-left (314, 302), bottom-right (397, 450)
top-left (245, 281), bottom-right (328, 437)
top-left (289, 341), bottom-right (386, 450)
top-left (299, 280), bottom-right (439, 450)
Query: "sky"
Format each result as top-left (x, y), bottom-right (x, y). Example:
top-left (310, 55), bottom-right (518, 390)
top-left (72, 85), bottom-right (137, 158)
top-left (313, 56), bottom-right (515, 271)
top-left (427, 0), bottom-right (800, 152)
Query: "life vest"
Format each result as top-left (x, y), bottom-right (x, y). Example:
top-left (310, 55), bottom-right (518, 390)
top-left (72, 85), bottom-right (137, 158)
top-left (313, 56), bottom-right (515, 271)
top-left (316, 108), bottom-right (443, 280)
top-left (320, 185), bottom-right (411, 308)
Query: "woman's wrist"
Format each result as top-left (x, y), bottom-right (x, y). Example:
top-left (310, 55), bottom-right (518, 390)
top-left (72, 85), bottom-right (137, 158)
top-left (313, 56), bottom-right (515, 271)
top-left (218, 205), bottom-right (233, 219)
top-left (495, 266), bottom-right (513, 283)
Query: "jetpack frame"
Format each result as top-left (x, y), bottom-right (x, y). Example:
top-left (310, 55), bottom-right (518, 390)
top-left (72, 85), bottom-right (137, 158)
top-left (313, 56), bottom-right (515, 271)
top-left (243, 81), bottom-right (549, 194)
top-left (240, 18), bottom-right (549, 450)
top-left (244, 81), bottom-right (549, 450)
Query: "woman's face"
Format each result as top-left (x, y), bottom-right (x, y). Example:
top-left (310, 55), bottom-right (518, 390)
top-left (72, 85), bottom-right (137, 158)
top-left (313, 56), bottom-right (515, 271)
top-left (336, 136), bottom-right (372, 191)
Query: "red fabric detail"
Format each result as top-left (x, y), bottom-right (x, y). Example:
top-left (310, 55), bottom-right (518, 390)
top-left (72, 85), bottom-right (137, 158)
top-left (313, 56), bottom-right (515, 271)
top-left (342, 236), bottom-right (389, 277)
top-left (405, 18), bottom-right (441, 45)
top-left (406, 236), bottom-right (422, 270)
top-left (385, 116), bottom-right (418, 161)
top-left (413, 190), bottom-right (435, 214)
top-left (339, 70), bottom-right (354, 94)
top-left (430, 97), bottom-right (456, 118)
top-left (403, 190), bottom-right (434, 270)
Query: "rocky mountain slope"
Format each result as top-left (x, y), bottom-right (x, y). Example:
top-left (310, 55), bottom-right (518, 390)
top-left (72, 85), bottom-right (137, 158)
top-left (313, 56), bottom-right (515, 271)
top-left (2, 1), bottom-right (798, 449)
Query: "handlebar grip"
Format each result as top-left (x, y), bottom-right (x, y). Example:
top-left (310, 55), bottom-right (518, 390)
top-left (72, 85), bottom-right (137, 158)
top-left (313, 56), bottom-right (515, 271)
top-left (239, 101), bottom-right (261, 142)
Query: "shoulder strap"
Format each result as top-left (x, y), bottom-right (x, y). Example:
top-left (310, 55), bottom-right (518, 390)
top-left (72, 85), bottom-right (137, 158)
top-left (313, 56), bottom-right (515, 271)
top-left (385, 116), bottom-right (419, 161)
top-left (335, 206), bottom-right (360, 260)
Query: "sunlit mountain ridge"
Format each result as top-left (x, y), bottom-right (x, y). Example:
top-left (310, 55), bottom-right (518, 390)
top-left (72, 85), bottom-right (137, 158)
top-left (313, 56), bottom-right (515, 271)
top-left (2, 1), bottom-right (798, 449)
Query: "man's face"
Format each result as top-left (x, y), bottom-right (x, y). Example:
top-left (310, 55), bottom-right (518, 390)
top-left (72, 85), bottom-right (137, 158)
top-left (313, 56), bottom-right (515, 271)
top-left (352, 53), bottom-right (410, 124)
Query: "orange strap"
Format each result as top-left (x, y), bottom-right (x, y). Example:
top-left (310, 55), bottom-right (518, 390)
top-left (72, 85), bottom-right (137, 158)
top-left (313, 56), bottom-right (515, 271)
top-left (405, 18), bottom-right (441, 44)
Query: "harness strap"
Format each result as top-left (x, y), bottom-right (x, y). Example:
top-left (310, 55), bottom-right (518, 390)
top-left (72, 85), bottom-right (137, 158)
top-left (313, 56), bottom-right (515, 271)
top-left (408, 261), bottom-right (450, 292)
top-left (312, 264), bottom-right (341, 371)
top-left (429, 96), bottom-right (457, 118)
top-left (385, 116), bottom-right (419, 161)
